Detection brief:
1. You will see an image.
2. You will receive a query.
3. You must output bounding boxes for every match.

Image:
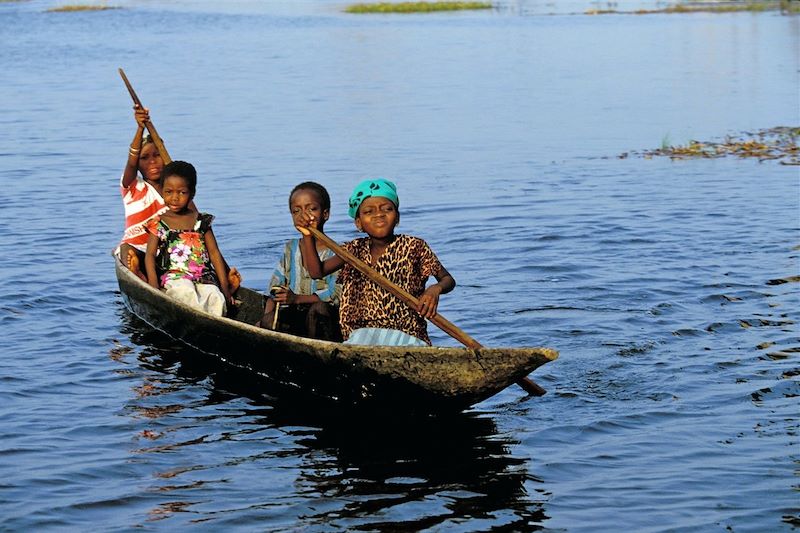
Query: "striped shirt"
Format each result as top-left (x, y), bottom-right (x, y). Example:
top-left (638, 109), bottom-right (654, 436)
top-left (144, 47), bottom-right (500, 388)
top-left (344, 327), bottom-right (429, 347)
top-left (269, 238), bottom-right (340, 304)
top-left (120, 175), bottom-right (167, 252)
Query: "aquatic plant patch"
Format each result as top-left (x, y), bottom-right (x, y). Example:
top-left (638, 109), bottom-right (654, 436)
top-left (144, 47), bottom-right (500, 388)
top-left (622, 127), bottom-right (800, 165)
top-left (586, 1), bottom-right (799, 15)
top-left (46, 4), bottom-right (120, 12)
top-left (345, 1), bottom-right (492, 13)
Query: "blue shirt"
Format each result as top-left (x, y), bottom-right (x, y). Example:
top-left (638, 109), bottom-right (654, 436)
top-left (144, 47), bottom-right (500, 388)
top-left (268, 238), bottom-right (340, 304)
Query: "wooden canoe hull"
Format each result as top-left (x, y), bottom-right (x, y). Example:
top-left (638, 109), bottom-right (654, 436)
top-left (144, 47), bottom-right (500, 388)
top-left (115, 260), bottom-right (557, 410)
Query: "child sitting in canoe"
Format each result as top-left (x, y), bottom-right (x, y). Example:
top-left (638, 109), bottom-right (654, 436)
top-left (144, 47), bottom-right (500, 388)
top-left (144, 161), bottom-right (233, 317)
top-left (117, 105), bottom-right (168, 278)
top-left (296, 178), bottom-right (455, 346)
top-left (117, 104), bottom-right (240, 291)
top-left (257, 182), bottom-right (342, 341)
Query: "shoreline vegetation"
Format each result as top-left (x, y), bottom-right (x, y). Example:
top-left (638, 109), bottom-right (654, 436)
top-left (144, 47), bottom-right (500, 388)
top-left (46, 4), bottom-right (120, 11)
top-left (587, 1), bottom-right (800, 15)
top-left (28, 0), bottom-right (799, 14)
top-left (342, 0), bottom-right (799, 14)
top-left (345, 1), bottom-right (492, 13)
top-left (623, 127), bottom-right (800, 164)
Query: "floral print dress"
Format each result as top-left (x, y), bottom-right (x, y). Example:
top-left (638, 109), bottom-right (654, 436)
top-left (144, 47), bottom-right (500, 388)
top-left (146, 213), bottom-right (219, 288)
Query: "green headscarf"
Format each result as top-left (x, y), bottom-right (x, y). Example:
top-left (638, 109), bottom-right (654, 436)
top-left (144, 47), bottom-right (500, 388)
top-left (348, 178), bottom-right (399, 218)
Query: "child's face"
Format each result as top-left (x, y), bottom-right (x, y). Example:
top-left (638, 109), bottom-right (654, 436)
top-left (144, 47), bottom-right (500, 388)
top-left (290, 189), bottom-right (329, 229)
top-left (355, 196), bottom-right (398, 239)
top-left (162, 175), bottom-right (193, 213)
top-left (138, 143), bottom-right (164, 184)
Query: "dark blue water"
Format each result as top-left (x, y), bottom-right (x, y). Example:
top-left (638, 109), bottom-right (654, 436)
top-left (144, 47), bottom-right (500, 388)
top-left (1, 1), bottom-right (798, 530)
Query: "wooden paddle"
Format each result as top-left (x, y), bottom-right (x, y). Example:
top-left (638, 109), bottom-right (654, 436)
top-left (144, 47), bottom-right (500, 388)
top-left (306, 226), bottom-right (546, 396)
top-left (118, 68), bottom-right (173, 164)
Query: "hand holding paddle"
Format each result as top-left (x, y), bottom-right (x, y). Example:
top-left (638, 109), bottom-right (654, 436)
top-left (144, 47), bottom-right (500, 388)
top-left (301, 225), bottom-right (546, 396)
top-left (118, 68), bottom-right (172, 164)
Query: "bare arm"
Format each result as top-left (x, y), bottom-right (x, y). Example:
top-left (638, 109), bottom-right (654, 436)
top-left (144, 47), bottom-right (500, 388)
top-left (257, 297), bottom-right (277, 328)
top-left (145, 232), bottom-right (160, 289)
top-left (192, 204), bottom-right (234, 278)
top-left (418, 266), bottom-right (456, 319)
top-left (294, 211), bottom-right (345, 278)
top-left (434, 266), bottom-right (456, 294)
top-left (293, 293), bottom-right (322, 304)
top-left (296, 227), bottom-right (344, 279)
top-left (274, 289), bottom-right (321, 305)
top-left (204, 228), bottom-right (233, 308)
top-left (122, 105), bottom-right (148, 189)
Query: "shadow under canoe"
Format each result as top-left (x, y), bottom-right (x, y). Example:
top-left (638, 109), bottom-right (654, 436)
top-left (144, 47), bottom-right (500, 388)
top-left (114, 259), bottom-right (557, 410)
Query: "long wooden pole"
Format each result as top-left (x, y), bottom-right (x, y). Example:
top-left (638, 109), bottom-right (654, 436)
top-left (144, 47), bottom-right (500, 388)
top-left (118, 68), bottom-right (172, 164)
top-left (307, 227), bottom-right (546, 396)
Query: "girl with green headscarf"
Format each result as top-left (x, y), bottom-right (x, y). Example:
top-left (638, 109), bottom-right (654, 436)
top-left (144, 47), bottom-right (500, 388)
top-left (295, 178), bottom-right (456, 346)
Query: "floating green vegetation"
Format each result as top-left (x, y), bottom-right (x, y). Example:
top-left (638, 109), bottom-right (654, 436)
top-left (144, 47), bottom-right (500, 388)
top-left (345, 1), bottom-right (492, 14)
top-left (586, 1), bottom-right (799, 15)
top-left (623, 127), bottom-right (800, 165)
top-left (46, 4), bottom-right (120, 12)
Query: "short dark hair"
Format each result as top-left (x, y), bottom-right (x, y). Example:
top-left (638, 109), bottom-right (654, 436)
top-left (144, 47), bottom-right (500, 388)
top-left (290, 181), bottom-right (331, 211)
top-left (160, 161), bottom-right (197, 194)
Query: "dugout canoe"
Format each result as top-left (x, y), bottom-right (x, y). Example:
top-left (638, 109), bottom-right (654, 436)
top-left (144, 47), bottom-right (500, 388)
top-left (114, 259), bottom-right (558, 410)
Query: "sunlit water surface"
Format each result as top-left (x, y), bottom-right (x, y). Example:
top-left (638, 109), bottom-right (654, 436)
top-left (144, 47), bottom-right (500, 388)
top-left (1, 1), bottom-right (798, 530)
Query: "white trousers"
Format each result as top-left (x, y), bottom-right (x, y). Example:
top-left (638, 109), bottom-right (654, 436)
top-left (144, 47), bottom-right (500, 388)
top-left (164, 278), bottom-right (226, 316)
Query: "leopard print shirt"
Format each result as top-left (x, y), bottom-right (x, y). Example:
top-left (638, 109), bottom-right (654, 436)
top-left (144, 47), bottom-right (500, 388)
top-left (338, 234), bottom-right (443, 345)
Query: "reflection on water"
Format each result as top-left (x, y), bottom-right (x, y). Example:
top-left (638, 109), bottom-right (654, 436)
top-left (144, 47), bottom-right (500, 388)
top-left (117, 312), bottom-right (542, 529)
top-left (286, 408), bottom-right (540, 530)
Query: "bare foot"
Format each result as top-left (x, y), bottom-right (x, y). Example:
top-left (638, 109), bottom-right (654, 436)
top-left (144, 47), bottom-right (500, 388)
top-left (127, 249), bottom-right (146, 281)
top-left (228, 267), bottom-right (242, 293)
